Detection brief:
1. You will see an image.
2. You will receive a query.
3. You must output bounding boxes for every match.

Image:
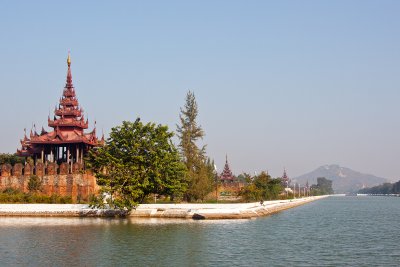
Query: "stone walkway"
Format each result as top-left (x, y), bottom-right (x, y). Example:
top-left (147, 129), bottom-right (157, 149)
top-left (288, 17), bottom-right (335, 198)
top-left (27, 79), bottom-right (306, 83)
top-left (0, 196), bottom-right (328, 219)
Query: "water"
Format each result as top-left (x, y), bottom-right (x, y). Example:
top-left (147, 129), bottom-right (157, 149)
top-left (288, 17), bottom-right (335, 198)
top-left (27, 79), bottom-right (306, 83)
top-left (0, 197), bottom-right (399, 266)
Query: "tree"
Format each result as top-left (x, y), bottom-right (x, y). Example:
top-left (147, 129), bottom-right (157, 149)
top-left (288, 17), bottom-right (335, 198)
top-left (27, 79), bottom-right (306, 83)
top-left (310, 177), bottom-right (334, 195)
top-left (177, 91), bottom-right (205, 165)
top-left (177, 91), bottom-right (214, 202)
top-left (358, 181), bottom-right (400, 195)
top-left (239, 172), bottom-right (284, 202)
top-left (0, 153), bottom-right (25, 165)
top-left (393, 180), bottom-right (400, 194)
top-left (185, 158), bottom-right (215, 202)
top-left (88, 119), bottom-right (187, 211)
top-left (27, 175), bottom-right (42, 192)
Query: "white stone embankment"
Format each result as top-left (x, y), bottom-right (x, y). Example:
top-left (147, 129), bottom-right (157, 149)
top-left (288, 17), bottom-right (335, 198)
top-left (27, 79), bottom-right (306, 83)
top-left (0, 196), bottom-right (328, 219)
top-left (0, 204), bottom-right (118, 217)
top-left (132, 196), bottom-right (328, 219)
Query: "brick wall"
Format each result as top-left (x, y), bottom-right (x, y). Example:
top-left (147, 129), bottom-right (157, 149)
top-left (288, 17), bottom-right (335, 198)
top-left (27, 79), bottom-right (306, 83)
top-left (0, 163), bottom-right (99, 202)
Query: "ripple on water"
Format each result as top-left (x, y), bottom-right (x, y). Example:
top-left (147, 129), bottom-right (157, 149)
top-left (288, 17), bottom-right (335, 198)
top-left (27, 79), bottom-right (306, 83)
top-left (0, 197), bottom-right (399, 266)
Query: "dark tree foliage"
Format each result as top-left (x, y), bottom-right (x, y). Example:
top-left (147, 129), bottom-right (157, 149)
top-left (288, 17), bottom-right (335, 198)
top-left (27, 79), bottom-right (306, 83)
top-left (310, 177), bottom-right (334, 195)
top-left (28, 175), bottom-right (42, 192)
top-left (0, 153), bottom-right (25, 165)
top-left (358, 180), bottom-right (400, 194)
top-left (393, 180), bottom-right (400, 194)
top-left (88, 119), bottom-right (187, 211)
top-left (236, 174), bottom-right (248, 183)
top-left (239, 172), bottom-right (283, 202)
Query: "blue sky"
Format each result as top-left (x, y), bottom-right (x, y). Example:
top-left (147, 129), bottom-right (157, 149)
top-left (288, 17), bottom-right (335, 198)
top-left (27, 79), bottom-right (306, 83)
top-left (1, 1), bottom-right (399, 180)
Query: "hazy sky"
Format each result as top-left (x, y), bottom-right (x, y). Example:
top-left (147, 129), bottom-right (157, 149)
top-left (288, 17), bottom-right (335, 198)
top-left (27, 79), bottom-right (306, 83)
top-left (1, 1), bottom-right (399, 180)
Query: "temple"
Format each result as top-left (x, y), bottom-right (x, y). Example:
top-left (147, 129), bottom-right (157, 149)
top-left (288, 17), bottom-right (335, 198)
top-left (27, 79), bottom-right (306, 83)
top-left (220, 155), bottom-right (235, 183)
top-left (17, 53), bottom-right (103, 170)
top-left (281, 168), bottom-right (290, 188)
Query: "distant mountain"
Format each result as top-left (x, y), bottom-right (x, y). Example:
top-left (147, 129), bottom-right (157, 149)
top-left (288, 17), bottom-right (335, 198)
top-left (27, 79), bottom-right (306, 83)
top-left (293, 164), bottom-right (388, 193)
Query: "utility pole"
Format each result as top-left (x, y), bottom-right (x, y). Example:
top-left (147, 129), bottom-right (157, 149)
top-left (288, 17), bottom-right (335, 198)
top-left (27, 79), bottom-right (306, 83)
top-left (298, 184), bottom-right (301, 198)
top-left (216, 177), bottom-right (219, 202)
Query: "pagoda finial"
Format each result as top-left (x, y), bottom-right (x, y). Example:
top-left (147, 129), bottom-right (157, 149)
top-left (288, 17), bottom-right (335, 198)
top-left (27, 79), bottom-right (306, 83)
top-left (67, 51), bottom-right (71, 67)
top-left (66, 51), bottom-right (73, 88)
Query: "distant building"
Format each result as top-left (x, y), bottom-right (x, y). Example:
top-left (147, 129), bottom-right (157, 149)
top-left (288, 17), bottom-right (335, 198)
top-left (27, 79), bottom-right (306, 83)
top-left (216, 155), bottom-right (244, 200)
top-left (281, 168), bottom-right (291, 188)
top-left (220, 155), bottom-right (235, 183)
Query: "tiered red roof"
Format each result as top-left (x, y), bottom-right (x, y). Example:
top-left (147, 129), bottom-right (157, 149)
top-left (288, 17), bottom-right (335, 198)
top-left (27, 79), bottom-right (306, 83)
top-left (281, 168), bottom-right (290, 187)
top-left (220, 155), bottom-right (234, 182)
top-left (18, 54), bottom-right (103, 157)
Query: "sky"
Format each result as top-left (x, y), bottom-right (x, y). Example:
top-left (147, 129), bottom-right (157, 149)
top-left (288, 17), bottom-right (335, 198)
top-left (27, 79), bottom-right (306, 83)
top-left (0, 1), bottom-right (399, 181)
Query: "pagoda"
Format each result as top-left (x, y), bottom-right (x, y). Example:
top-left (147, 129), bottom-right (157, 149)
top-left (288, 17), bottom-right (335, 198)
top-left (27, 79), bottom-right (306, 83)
top-left (220, 155), bottom-right (235, 183)
top-left (17, 53), bottom-right (103, 169)
top-left (281, 168), bottom-right (290, 188)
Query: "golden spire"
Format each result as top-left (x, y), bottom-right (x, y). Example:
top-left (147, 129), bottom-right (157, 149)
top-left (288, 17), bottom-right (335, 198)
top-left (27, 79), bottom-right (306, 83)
top-left (67, 51), bottom-right (71, 67)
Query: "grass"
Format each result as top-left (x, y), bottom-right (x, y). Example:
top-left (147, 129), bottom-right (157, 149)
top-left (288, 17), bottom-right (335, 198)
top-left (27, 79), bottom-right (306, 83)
top-left (0, 188), bottom-right (72, 204)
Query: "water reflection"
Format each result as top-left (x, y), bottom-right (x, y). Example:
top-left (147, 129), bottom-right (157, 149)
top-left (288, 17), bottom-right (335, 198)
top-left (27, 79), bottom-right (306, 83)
top-left (0, 217), bottom-right (252, 227)
top-left (0, 197), bottom-right (399, 266)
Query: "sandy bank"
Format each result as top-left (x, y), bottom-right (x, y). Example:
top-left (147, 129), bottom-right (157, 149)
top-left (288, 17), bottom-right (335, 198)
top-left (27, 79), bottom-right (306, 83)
top-left (0, 196), bottom-right (328, 219)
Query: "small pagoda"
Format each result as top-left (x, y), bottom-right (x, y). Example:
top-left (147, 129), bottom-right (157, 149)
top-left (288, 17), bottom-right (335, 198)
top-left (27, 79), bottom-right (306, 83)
top-left (281, 168), bottom-right (291, 188)
top-left (17, 53), bottom-right (103, 169)
top-left (220, 155), bottom-right (235, 183)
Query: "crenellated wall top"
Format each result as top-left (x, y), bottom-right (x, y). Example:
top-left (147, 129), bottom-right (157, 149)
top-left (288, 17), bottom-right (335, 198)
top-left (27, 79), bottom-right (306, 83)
top-left (0, 162), bottom-right (87, 177)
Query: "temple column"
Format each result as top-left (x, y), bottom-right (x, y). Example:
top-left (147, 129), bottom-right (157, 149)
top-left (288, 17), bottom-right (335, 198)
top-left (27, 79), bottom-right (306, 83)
top-left (67, 146), bottom-right (70, 164)
top-left (50, 147), bottom-right (54, 163)
top-left (41, 148), bottom-right (44, 163)
top-left (81, 147), bottom-right (84, 164)
top-left (76, 146), bottom-right (79, 164)
top-left (70, 146), bottom-right (73, 174)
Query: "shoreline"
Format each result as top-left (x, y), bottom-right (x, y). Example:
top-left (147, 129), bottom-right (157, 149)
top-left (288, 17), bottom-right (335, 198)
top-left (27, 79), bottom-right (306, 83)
top-left (0, 196), bottom-right (328, 220)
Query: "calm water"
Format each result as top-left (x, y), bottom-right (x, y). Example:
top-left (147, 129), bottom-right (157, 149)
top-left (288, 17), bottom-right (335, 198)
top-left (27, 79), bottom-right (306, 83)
top-left (0, 197), bottom-right (399, 266)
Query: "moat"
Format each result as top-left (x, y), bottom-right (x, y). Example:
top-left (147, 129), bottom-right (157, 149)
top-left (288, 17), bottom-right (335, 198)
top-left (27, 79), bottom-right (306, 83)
top-left (0, 196), bottom-right (399, 266)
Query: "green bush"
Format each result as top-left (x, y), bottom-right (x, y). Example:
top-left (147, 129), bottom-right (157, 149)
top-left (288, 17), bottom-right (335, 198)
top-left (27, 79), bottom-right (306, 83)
top-left (0, 188), bottom-right (73, 204)
top-left (0, 153), bottom-right (25, 165)
top-left (239, 172), bottom-right (284, 202)
top-left (28, 175), bottom-right (42, 192)
top-left (2, 187), bottom-right (21, 194)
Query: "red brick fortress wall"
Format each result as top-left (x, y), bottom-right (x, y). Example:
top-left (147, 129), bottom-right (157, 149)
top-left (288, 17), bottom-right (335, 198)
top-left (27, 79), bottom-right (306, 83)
top-left (0, 163), bottom-right (99, 202)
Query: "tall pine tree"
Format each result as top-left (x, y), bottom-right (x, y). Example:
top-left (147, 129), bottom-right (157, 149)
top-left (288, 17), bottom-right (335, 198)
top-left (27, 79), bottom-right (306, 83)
top-left (177, 91), bottom-right (214, 202)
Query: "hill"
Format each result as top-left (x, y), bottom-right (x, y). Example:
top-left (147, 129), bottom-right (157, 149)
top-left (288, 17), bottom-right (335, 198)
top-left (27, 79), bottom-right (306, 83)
top-left (293, 164), bottom-right (388, 193)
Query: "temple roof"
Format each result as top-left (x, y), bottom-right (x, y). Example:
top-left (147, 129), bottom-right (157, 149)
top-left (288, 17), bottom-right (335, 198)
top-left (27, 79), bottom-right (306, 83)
top-left (29, 126), bottom-right (98, 145)
top-left (48, 52), bottom-right (87, 130)
top-left (220, 155), bottom-right (234, 181)
top-left (17, 53), bottom-right (103, 156)
top-left (281, 168), bottom-right (291, 186)
top-left (282, 168), bottom-right (289, 180)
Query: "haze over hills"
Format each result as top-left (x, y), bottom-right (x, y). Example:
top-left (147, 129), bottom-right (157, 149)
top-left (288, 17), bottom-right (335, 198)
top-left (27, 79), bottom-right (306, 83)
top-left (293, 164), bottom-right (389, 193)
